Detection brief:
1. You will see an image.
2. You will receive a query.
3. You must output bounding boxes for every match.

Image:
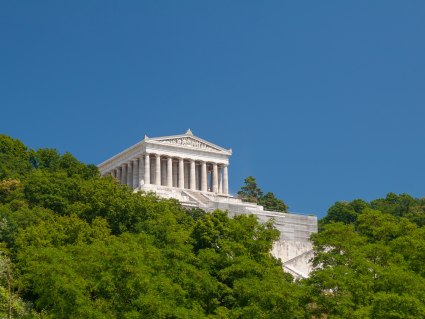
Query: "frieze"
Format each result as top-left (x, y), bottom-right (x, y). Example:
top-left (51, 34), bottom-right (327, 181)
top-left (158, 137), bottom-right (219, 151)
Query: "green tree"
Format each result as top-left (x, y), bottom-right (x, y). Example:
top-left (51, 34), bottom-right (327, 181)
top-left (258, 192), bottom-right (288, 213)
top-left (237, 176), bottom-right (263, 203)
top-left (322, 194), bottom-right (425, 228)
top-left (7, 132), bottom-right (425, 318)
top-left (0, 137), bottom-right (302, 317)
top-left (191, 210), bottom-right (304, 318)
top-left (30, 148), bottom-right (98, 178)
top-left (307, 209), bottom-right (425, 319)
top-left (30, 148), bottom-right (61, 170)
top-left (320, 199), bottom-right (369, 228)
top-left (0, 248), bottom-right (32, 319)
top-left (0, 135), bottom-right (31, 179)
top-left (238, 176), bottom-right (288, 213)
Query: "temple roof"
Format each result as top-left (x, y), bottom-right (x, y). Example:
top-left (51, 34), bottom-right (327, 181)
top-left (98, 129), bottom-right (231, 168)
top-left (145, 129), bottom-right (232, 154)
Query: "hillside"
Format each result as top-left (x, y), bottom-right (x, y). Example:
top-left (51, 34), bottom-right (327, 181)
top-left (1, 134), bottom-right (424, 318)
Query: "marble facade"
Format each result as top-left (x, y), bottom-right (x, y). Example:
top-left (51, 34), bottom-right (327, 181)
top-left (98, 129), bottom-right (230, 196)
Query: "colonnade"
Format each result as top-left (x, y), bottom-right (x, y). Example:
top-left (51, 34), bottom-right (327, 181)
top-left (109, 153), bottom-right (229, 195)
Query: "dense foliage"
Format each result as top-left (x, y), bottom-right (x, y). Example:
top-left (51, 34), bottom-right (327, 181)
top-left (237, 176), bottom-right (288, 213)
top-left (0, 135), bottom-right (303, 318)
top-left (0, 134), bottom-right (424, 318)
top-left (310, 196), bottom-right (425, 317)
top-left (320, 193), bottom-right (425, 228)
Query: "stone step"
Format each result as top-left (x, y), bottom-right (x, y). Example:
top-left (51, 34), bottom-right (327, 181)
top-left (183, 190), bottom-right (210, 206)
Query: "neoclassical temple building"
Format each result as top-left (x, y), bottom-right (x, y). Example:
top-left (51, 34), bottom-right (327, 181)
top-left (99, 130), bottom-right (317, 278)
top-left (99, 129), bottom-right (231, 202)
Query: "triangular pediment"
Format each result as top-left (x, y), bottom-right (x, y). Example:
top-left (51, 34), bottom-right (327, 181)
top-left (148, 131), bottom-right (230, 154)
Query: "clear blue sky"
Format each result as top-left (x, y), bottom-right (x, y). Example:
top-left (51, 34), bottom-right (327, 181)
top-left (1, 1), bottom-right (425, 218)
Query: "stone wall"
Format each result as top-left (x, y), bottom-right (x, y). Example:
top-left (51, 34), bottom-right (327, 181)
top-left (202, 196), bottom-right (318, 278)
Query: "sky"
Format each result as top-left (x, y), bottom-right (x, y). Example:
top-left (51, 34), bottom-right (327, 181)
top-left (1, 1), bottom-right (425, 218)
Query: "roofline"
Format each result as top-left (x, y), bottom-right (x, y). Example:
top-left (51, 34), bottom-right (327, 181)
top-left (97, 138), bottom-right (145, 168)
top-left (98, 131), bottom-right (232, 168)
top-left (148, 133), bottom-right (231, 153)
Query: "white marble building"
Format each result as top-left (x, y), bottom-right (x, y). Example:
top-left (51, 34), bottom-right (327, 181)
top-left (98, 129), bottom-right (317, 278)
top-left (98, 129), bottom-right (231, 201)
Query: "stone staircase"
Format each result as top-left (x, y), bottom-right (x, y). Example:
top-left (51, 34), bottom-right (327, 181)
top-left (182, 190), bottom-right (210, 207)
top-left (281, 250), bottom-right (314, 279)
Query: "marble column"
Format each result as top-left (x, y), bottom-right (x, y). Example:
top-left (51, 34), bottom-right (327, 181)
top-left (178, 158), bottom-right (184, 188)
top-left (161, 159), bottom-right (167, 185)
top-left (195, 164), bottom-right (200, 190)
top-left (132, 159), bottom-right (139, 188)
top-left (155, 154), bottom-right (161, 185)
top-left (127, 161), bottom-right (133, 187)
top-left (144, 154), bottom-right (150, 185)
top-left (218, 166), bottom-right (223, 194)
top-left (122, 164), bottom-right (127, 185)
top-left (184, 162), bottom-right (190, 189)
top-left (183, 162), bottom-right (190, 189)
top-left (212, 163), bottom-right (218, 193)
top-left (172, 161), bottom-right (178, 187)
top-left (223, 165), bottom-right (229, 195)
top-left (116, 167), bottom-right (121, 183)
top-left (138, 156), bottom-right (144, 186)
top-left (167, 157), bottom-right (173, 187)
top-left (201, 161), bottom-right (207, 192)
top-left (190, 159), bottom-right (196, 190)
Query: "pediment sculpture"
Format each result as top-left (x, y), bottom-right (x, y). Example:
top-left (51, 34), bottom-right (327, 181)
top-left (158, 137), bottom-right (220, 152)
